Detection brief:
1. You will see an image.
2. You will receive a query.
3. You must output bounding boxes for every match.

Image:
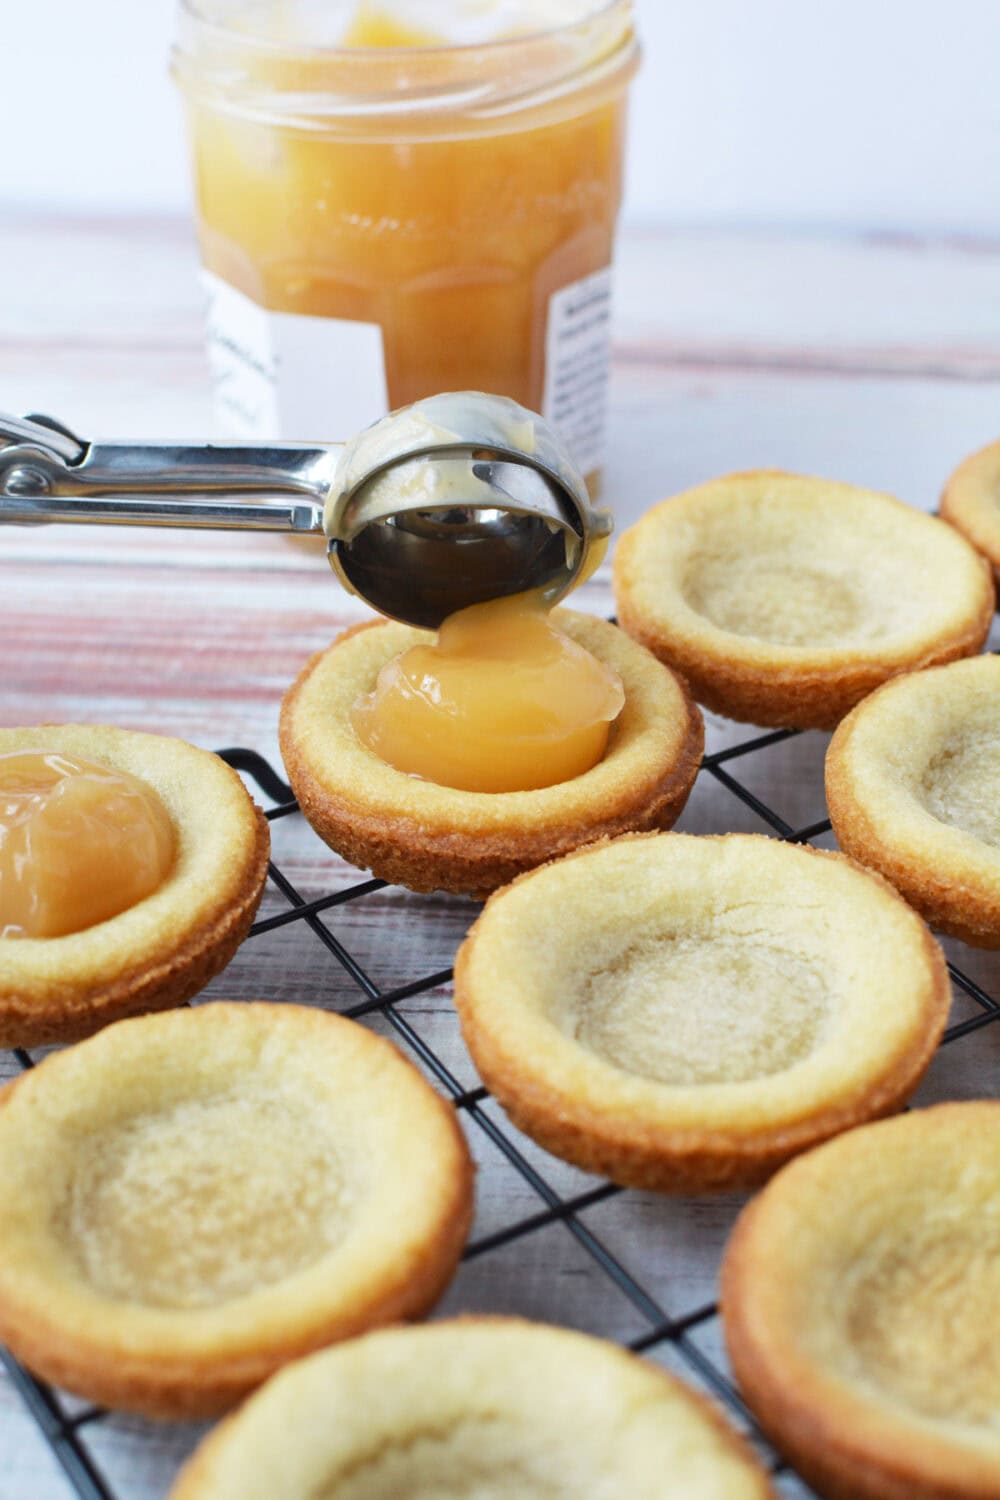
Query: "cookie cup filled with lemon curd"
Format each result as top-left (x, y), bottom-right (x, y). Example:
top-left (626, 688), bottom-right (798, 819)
top-left (613, 471), bottom-right (994, 729)
top-left (454, 832), bottom-right (949, 1192)
top-left (941, 437), bottom-right (1000, 581)
top-left (722, 1102), bottom-right (1000, 1500)
top-left (170, 1318), bottom-right (775, 1500)
top-left (0, 725), bottom-right (270, 1048)
top-left (0, 1002), bottom-right (473, 1419)
top-left (827, 654), bottom-right (1000, 947)
top-left (279, 610), bottom-right (703, 898)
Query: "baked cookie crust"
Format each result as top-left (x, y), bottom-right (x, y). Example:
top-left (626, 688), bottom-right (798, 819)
top-left (0, 725), bottom-right (270, 1047)
top-left (613, 471), bottom-right (994, 729)
top-left (171, 1318), bottom-right (775, 1499)
top-left (941, 437), bottom-right (1000, 581)
top-left (279, 610), bottom-right (703, 897)
top-left (722, 1102), bottom-right (1000, 1500)
top-left (0, 1002), bottom-right (474, 1418)
top-left (454, 832), bottom-right (948, 1192)
top-left (827, 654), bottom-right (1000, 946)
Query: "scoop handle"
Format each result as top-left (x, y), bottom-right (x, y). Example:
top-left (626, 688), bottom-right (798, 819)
top-left (0, 491), bottom-right (325, 532)
top-left (0, 422), bottom-right (336, 533)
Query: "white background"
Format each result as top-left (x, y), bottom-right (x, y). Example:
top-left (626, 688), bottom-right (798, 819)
top-left (2, 0), bottom-right (998, 234)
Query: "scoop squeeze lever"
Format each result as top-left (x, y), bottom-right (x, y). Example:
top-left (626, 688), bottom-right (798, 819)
top-left (0, 393), bottom-right (610, 629)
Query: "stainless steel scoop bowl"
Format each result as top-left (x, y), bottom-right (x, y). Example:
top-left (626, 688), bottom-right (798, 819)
top-left (0, 393), bottom-right (611, 628)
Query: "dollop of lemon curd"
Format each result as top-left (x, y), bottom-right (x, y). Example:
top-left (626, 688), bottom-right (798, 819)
top-left (343, 2), bottom-right (446, 47)
top-left (341, 0), bottom-right (550, 48)
top-left (352, 593), bottom-right (625, 792)
top-left (0, 752), bottom-right (176, 939)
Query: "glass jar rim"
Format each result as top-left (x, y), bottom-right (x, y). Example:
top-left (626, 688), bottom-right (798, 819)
top-left (174, 0), bottom-right (638, 135)
top-left (178, 0), bottom-right (628, 59)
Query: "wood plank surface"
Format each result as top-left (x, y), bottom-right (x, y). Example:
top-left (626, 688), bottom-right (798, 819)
top-left (1, 213), bottom-right (999, 1500)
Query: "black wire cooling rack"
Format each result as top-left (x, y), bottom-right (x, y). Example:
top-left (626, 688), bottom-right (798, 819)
top-left (3, 726), bottom-right (999, 1500)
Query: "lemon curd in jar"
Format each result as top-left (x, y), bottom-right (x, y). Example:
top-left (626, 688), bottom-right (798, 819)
top-left (352, 593), bottom-right (625, 792)
top-left (0, 753), bottom-right (175, 939)
top-left (342, 1), bottom-right (444, 48)
top-left (174, 0), bottom-right (638, 480)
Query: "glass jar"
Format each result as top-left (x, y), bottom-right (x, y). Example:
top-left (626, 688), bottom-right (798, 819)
top-left (173, 1), bottom-right (639, 484)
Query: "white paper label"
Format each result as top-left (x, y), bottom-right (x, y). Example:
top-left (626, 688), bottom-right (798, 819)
top-left (201, 271), bottom-right (388, 441)
top-left (543, 266), bottom-right (613, 477)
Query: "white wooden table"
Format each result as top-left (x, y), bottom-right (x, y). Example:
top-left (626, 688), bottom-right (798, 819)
top-left (2, 215), bottom-right (999, 1500)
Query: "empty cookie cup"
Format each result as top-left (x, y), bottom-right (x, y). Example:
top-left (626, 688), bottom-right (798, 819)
top-left (280, 611), bottom-right (703, 898)
top-left (722, 1102), bottom-right (1000, 1500)
top-left (0, 1002), bottom-right (473, 1418)
top-left (454, 832), bottom-right (949, 1191)
top-left (827, 654), bottom-right (1000, 946)
top-left (613, 472), bottom-right (994, 728)
top-left (941, 437), bottom-right (1000, 582)
top-left (170, 1318), bottom-right (775, 1499)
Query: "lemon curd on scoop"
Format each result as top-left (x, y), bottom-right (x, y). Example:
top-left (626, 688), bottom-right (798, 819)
top-left (0, 751), bottom-right (175, 939)
top-left (351, 593), bottom-right (626, 793)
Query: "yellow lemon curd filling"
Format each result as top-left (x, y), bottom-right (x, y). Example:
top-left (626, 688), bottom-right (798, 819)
top-left (352, 593), bottom-right (625, 792)
top-left (0, 752), bottom-right (175, 939)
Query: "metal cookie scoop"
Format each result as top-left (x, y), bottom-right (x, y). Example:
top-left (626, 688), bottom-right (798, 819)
top-left (0, 393), bottom-right (611, 629)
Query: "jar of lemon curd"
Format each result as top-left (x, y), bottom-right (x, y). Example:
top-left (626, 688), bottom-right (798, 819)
top-left (173, 0), bottom-right (639, 484)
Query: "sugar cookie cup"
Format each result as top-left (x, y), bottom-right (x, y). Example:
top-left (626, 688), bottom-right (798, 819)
top-left (170, 1318), bottom-right (775, 1500)
top-left (827, 653), bottom-right (1000, 946)
top-left (613, 472), bottom-right (994, 729)
top-left (0, 1003), bottom-right (474, 1418)
top-left (941, 437), bottom-right (1000, 581)
top-left (454, 832), bottom-right (949, 1191)
top-left (279, 611), bottom-right (703, 897)
top-left (0, 725), bottom-right (270, 1048)
top-left (722, 1102), bottom-right (1000, 1500)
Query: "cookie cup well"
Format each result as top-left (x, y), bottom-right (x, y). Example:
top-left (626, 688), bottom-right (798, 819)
top-left (455, 832), bottom-right (948, 1191)
top-left (941, 437), bottom-right (1000, 581)
top-left (827, 654), bottom-right (1000, 946)
top-left (0, 725), bottom-right (269, 1047)
top-left (171, 1318), bottom-right (775, 1500)
top-left (722, 1102), bottom-right (1000, 1500)
top-left (0, 1002), bottom-right (473, 1418)
top-left (613, 472), bottom-right (993, 728)
top-left (280, 610), bottom-right (703, 897)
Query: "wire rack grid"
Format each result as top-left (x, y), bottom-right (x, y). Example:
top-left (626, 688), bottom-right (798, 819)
top-left (2, 714), bottom-right (999, 1500)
